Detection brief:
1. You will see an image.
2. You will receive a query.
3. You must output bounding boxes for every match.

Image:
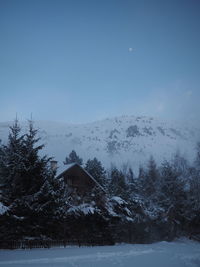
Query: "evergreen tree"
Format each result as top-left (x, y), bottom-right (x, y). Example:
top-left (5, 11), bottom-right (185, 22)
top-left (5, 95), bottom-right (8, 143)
top-left (0, 119), bottom-right (25, 203)
top-left (159, 160), bottom-right (186, 210)
top-left (64, 150), bottom-right (83, 165)
top-left (85, 157), bottom-right (106, 186)
top-left (189, 142), bottom-right (200, 210)
top-left (126, 167), bottom-right (135, 184)
top-left (32, 175), bottom-right (68, 239)
top-left (189, 143), bottom-right (200, 210)
top-left (137, 157), bottom-right (159, 199)
top-left (158, 160), bottom-right (188, 238)
top-left (122, 166), bottom-right (138, 196)
top-left (20, 120), bottom-right (50, 196)
top-left (0, 120), bottom-right (68, 240)
top-left (1, 120), bottom-right (51, 202)
top-left (172, 150), bottom-right (189, 181)
top-left (137, 165), bottom-right (147, 195)
top-left (195, 142), bottom-right (200, 170)
top-left (0, 139), bottom-right (5, 185)
top-left (108, 167), bottom-right (128, 200)
top-left (144, 156), bottom-right (159, 198)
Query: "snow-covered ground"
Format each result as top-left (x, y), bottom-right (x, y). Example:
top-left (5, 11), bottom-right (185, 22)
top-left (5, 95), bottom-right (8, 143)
top-left (0, 239), bottom-right (200, 267)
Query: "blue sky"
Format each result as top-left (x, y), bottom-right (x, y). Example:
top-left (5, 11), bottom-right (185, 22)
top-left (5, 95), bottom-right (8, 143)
top-left (0, 0), bottom-right (200, 123)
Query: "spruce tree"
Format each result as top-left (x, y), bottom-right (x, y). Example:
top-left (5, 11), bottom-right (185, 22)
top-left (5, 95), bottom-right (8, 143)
top-left (126, 167), bottom-right (138, 196)
top-left (0, 120), bottom-right (68, 240)
top-left (145, 156), bottom-right (159, 198)
top-left (0, 119), bottom-right (25, 203)
top-left (108, 167), bottom-right (128, 200)
top-left (33, 174), bottom-right (68, 239)
top-left (172, 151), bottom-right (189, 181)
top-left (159, 160), bottom-right (185, 210)
top-left (195, 142), bottom-right (200, 170)
top-left (20, 120), bottom-right (50, 196)
top-left (137, 165), bottom-right (147, 195)
top-left (64, 150), bottom-right (83, 165)
top-left (85, 157), bottom-right (106, 186)
top-left (189, 142), bottom-right (200, 211)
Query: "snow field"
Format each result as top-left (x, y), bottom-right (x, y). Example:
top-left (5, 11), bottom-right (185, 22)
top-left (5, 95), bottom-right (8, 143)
top-left (0, 239), bottom-right (200, 267)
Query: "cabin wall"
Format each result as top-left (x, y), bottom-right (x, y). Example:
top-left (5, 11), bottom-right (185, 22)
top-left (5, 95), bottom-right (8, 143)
top-left (63, 166), bottom-right (95, 194)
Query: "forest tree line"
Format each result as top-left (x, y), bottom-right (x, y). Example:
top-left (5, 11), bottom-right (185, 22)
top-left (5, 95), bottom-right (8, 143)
top-left (0, 120), bottom-right (200, 244)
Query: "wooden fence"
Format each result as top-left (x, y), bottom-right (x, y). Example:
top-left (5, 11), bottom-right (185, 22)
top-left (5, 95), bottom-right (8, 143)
top-left (0, 239), bottom-right (114, 250)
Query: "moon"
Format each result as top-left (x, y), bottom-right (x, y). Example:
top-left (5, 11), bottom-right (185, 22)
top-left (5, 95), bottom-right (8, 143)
top-left (128, 47), bottom-right (133, 52)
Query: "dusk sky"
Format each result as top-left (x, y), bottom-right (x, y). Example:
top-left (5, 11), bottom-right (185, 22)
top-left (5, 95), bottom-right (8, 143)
top-left (0, 0), bottom-right (200, 123)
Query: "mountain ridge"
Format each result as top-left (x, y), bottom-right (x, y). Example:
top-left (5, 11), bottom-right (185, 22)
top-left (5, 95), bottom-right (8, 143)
top-left (0, 115), bottom-right (199, 171)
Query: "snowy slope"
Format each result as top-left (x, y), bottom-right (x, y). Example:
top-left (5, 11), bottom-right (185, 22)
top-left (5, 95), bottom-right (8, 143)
top-left (0, 239), bottom-right (200, 267)
top-left (0, 116), bottom-right (199, 170)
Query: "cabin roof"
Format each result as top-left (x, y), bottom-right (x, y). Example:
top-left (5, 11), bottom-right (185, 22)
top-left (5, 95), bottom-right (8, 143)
top-left (56, 163), bottom-right (106, 193)
top-left (56, 162), bottom-right (76, 175)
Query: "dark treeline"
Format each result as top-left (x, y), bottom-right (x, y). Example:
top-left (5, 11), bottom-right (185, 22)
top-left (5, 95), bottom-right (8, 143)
top-left (0, 120), bottom-right (200, 245)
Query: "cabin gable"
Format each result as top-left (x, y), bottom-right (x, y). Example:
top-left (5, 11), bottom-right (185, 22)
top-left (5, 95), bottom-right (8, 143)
top-left (56, 163), bottom-right (105, 196)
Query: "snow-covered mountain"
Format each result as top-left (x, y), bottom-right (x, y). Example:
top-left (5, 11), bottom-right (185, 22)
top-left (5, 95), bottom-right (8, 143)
top-left (0, 116), bottom-right (199, 171)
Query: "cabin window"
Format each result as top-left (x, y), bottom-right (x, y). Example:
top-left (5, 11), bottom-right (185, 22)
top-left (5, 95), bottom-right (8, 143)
top-left (67, 175), bottom-right (76, 186)
top-left (68, 178), bottom-right (73, 186)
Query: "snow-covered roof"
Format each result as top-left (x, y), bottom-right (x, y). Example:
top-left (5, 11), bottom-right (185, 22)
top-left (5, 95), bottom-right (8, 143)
top-left (56, 163), bottom-right (106, 193)
top-left (56, 162), bottom-right (76, 176)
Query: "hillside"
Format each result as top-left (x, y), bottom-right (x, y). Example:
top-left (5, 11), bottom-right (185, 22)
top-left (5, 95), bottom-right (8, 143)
top-left (0, 116), bottom-right (199, 171)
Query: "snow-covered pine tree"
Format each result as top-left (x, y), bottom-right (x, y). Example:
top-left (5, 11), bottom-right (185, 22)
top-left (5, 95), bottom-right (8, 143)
top-left (32, 174), bottom-right (68, 239)
top-left (159, 160), bottom-right (185, 209)
top-left (19, 120), bottom-right (49, 196)
top-left (108, 167), bottom-right (128, 200)
top-left (0, 119), bottom-right (25, 204)
top-left (126, 167), bottom-right (139, 196)
top-left (0, 120), bottom-right (68, 240)
top-left (120, 164), bottom-right (138, 197)
top-left (85, 157), bottom-right (106, 187)
top-left (159, 160), bottom-right (188, 238)
top-left (188, 142), bottom-right (200, 231)
top-left (190, 145), bottom-right (200, 210)
top-left (0, 139), bottom-right (5, 185)
top-left (195, 142), bottom-right (200, 171)
top-left (143, 156), bottom-right (159, 198)
top-left (137, 165), bottom-right (147, 196)
top-left (64, 150), bottom-right (83, 165)
top-left (172, 150), bottom-right (190, 182)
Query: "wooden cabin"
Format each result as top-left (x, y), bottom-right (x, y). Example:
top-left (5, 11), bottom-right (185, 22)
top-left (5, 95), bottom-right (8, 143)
top-left (56, 163), bottom-right (106, 196)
